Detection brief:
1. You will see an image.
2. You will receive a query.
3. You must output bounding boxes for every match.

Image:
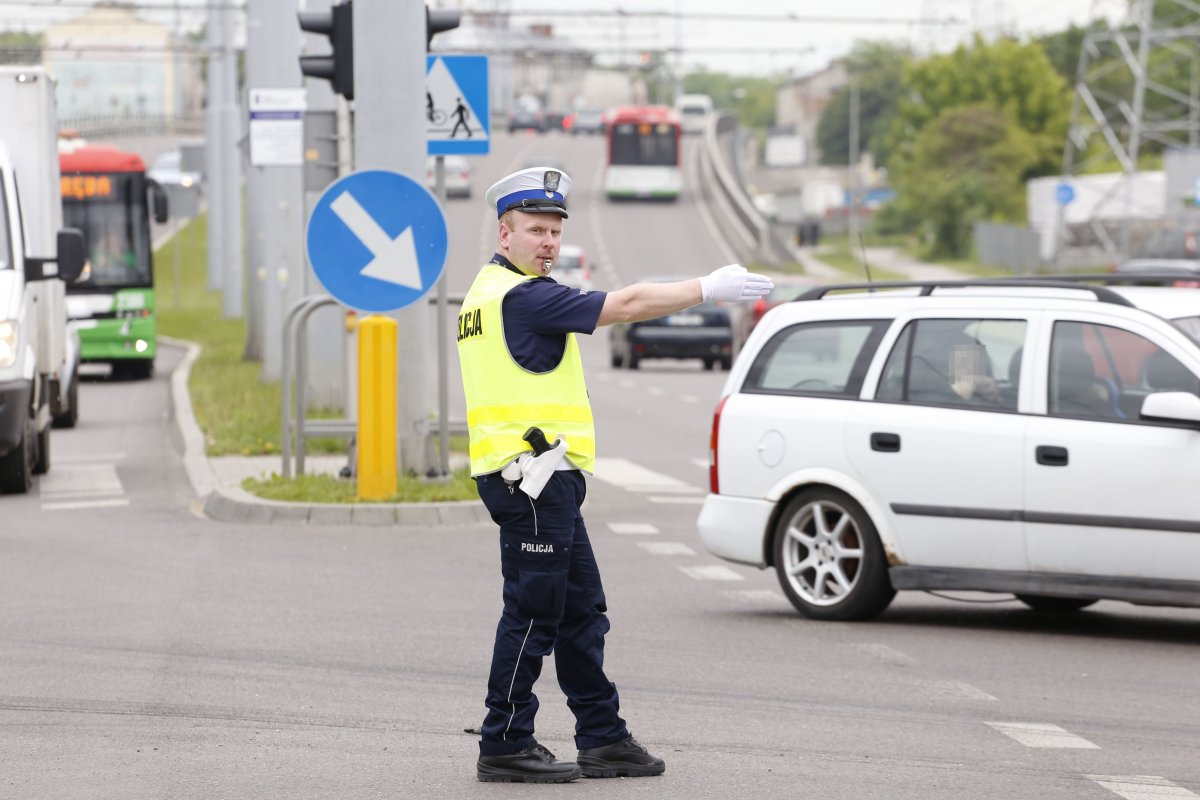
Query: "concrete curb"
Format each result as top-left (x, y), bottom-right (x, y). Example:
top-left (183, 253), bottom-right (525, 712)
top-left (161, 335), bottom-right (488, 527)
top-left (202, 484), bottom-right (491, 527)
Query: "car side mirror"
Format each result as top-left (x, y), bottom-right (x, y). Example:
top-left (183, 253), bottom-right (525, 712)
top-left (1139, 391), bottom-right (1200, 425)
top-left (150, 179), bottom-right (169, 223)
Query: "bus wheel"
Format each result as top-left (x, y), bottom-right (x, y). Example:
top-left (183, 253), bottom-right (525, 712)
top-left (53, 378), bottom-right (78, 429)
top-left (33, 422), bottom-right (50, 475)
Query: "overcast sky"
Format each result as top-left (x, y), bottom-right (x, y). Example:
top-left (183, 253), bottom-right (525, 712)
top-left (5, 0), bottom-right (1132, 76)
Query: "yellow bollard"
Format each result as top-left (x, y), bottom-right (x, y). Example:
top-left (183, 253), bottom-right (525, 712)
top-left (356, 315), bottom-right (397, 500)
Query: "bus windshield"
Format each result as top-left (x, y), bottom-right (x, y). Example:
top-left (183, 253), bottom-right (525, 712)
top-left (61, 172), bottom-right (152, 289)
top-left (610, 122), bottom-right (678, 167)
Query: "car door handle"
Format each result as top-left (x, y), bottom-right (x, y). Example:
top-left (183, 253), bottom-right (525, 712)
top-left (1036, 445), bottom-right (1069, 466)
top-left (870, 432), bottom-right (901, 453)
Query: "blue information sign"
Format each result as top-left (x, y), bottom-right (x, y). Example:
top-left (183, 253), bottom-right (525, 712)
top-left (426, 55), bottom-right (489, 156)
top-left (1055, 182), bottom-right (1076, 206)
top-left (305, 169), bottom-right (448, 313)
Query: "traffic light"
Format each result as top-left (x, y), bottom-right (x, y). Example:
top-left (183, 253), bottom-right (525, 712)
top-left (298, 1), bottom-right (354, 100)
top-left (426, 6), bottom-right (461, 49)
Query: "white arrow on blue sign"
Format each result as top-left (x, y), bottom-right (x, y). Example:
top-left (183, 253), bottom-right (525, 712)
top-left (305, 170), bottom-right (448, 313)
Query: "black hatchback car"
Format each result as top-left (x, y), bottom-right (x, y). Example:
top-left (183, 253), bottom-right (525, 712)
top-left (609, 279), bottom-right (734, 370)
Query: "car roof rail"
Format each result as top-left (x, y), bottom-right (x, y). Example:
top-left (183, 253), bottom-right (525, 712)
top-left (796, 279), bottom-right (1136, 307)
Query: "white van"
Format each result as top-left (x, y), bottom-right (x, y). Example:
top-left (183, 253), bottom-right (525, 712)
top-left (674, 94), bottom-right (713, 135)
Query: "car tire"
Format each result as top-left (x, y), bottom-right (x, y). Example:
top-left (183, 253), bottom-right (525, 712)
top-left (1015, 594), bottom-right (1098, 612)
top-left (720, 356), bottom-right (733, 371)
top-left (703, 358), bottom-right (715, 371)
top-left (53, 377), bottom-right (79, 429)
top-left (610, 349), bottom-right (622, 368)
top-left (627, 351), bottom-right (640, 370)
top-left (0, 417), bottom-right (35, 494)
top-left (772, 488), bottom-right (895, 621)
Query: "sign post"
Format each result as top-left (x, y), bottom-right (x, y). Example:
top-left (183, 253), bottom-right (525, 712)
top-left (305, 168), bottom-right (448, 494)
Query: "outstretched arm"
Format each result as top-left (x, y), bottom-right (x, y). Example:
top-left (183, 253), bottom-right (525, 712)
top-left (596, 264), bottom-right (773, 327)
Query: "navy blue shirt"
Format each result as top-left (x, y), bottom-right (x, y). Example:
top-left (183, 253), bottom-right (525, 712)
top-left (492, 254), bottom-right (608, 373)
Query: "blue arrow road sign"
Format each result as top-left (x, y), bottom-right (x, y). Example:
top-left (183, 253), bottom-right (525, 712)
top-left (427, 54), bottom-right (489, 156)
top-left (1055, 182), bottom-right (1076, 206)
top-left (305, 170), bottom-right (448, 313)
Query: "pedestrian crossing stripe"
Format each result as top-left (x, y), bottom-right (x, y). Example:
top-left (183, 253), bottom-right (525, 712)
top-left (426, 55), bottom-right (489, 155)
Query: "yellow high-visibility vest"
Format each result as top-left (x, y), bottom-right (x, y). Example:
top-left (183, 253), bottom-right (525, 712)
top-left (457, 263), bottom-right (596, 476)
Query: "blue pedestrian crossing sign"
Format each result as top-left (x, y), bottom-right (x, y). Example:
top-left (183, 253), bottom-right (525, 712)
top-left (427, 55), bottom-right (489, 156)
top-left (305, 170), bottom-right (448, 313)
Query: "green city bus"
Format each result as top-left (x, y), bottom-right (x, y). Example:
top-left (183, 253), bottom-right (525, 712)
top-left (59, 142), bottom-right (167, 379)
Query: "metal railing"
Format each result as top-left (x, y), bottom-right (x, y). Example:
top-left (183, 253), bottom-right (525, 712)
top-left (280, 295), bottom-right (355, 478)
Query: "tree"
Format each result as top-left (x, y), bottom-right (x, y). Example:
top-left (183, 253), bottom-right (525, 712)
top-left (816, 41), bottom-right (911, 167)
top-left (887, 36), bottom-right (1069, 180)
top-left (890, 104), bottom-right (1041, 258)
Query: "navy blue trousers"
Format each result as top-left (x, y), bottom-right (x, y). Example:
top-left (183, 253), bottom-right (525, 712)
top-left (475, 469), bottom-right (628, 756)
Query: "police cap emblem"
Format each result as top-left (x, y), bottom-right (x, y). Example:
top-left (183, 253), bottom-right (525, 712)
top-left (543, 170), bottom-right (561, 196)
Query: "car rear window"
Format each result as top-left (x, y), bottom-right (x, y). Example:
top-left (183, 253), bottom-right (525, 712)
top-left (743, 320), bottom-right (888, 397)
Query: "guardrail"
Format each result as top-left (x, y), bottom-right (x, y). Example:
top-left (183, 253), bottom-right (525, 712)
top-left (697, 113), bottom-right (794, 268)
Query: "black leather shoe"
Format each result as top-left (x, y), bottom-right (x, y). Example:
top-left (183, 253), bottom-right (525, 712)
top-left (577, 735), bottom-right (666, 778)
top-left (476, 743), bottom-right (582, 783)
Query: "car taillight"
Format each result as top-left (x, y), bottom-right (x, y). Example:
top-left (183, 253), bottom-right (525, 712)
top-left (753, 297), bottom-right (766, 321)
top-left (709, 395), bottom-right (729, 494)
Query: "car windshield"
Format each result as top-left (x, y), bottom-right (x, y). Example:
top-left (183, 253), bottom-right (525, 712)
top-left (557, 253), bottom-right (581, 269)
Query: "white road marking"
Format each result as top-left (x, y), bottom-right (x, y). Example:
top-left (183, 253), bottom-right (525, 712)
top-left (1088, 775), bottom-right (1200, 800)
top-left (853, 643), bottom-right (919, 666)
top-left (618, 378), bottom-right (636, 389)
top-left (985, 722), bottom-right (1099, 749)
top-left (690, 458), bottom-right (709, 469)
top-left (608, 522), bottom-right (659, 535)
top-left (679, 565), bottom-right (744, 581)
top-left (680, 394), bottom-right (700, 404)
top-left (649, 387), bottom-right (665, 397)
top-left (593, 457), bottom-right (700, 494)
top-left (637, 542), bottom-right (696, 556)
top-left (648, 496), bottom-right (705, 504)
top-left (933, 680), bottom-right (998, 702)
top-left (57, 452), bottom-right (128, 463)
top-left (722, 589), bottom-right (786, 604)
top-left (42, 498), bottom-right (131, 512)
top-left (39, 463), bottom-right (123, 497)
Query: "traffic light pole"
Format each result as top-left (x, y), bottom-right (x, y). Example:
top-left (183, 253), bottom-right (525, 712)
top-left (355, 0), bottom-right (431, 476)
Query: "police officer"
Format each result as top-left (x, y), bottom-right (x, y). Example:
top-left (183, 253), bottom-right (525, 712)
top-left (459, 167), bottom-right (773, 784)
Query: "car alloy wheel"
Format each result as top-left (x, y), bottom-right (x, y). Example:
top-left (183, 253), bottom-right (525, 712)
top-left (772, 488), bottom-right (895, 621)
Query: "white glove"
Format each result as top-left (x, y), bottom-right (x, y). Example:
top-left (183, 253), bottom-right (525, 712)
top-left (700, 264), bottom-right (774, 303)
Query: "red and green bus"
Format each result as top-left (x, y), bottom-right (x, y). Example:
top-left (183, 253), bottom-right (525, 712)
top-left (59, 142), bottom-right (167, 378)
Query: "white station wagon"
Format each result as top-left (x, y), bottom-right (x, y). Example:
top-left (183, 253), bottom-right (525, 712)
top-left (698, 279), bottom-right (1200, 620)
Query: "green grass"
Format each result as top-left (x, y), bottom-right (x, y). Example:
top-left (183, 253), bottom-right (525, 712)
top-left (815, 243), bottom-right (908, 281)
top-left (244, 468), bottom-right (478, 503)
top-left (154, 213), bottom-right (474, 502)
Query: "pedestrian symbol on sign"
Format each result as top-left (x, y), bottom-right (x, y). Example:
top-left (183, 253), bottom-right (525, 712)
top-left (427, 55), bottom-right (489, 155)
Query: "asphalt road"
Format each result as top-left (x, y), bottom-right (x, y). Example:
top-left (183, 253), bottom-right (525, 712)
top-left (2, 131), bottom-right (1197, 799)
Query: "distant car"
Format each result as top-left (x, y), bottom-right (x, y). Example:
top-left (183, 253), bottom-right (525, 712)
top-left (567, 109), bottom-right (605, 135)
top-left (424, 155), bottom-right (472, 199)
top-left (508, 107), bottom-right (546, 133)
top-left (1115, 258), bottom-right (1200, 280)
top-left (554, 244), bottom-right (592, 291)
top-left (730, 278), bottom-right (817, 351)
top-left (147, 149), bottom-right (200, 189)
top-left (609, 276), bottom-right (733, 370)
top-left (1133, 227), bottom-right (1199, 261)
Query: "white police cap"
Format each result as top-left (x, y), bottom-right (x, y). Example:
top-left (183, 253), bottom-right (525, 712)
top-left (485, 166), bottom-right (572, 219)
